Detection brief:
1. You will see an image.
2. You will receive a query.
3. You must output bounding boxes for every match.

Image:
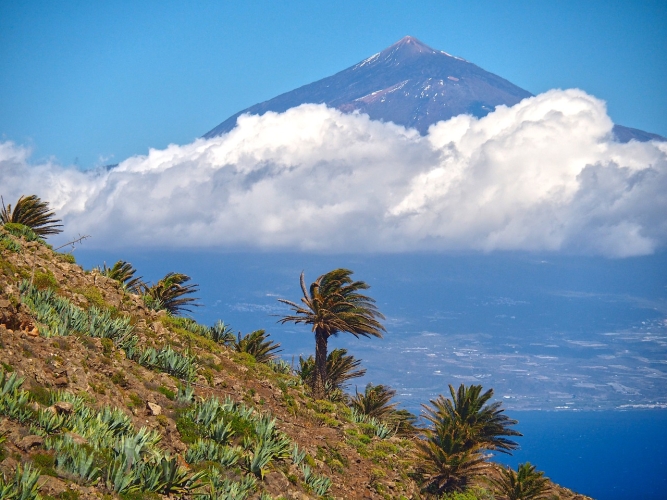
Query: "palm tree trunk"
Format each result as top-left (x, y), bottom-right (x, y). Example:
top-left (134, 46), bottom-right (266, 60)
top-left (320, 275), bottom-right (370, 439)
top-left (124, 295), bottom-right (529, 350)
top-left (313, 327), bottom-right (328, 399)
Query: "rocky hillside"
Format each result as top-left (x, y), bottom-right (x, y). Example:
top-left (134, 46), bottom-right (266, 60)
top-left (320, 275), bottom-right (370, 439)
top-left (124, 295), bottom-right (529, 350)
top-left (0, 226), bottom-right (593, 499)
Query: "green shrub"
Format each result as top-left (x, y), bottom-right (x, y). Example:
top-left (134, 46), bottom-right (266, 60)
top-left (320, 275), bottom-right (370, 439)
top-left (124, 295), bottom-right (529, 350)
top-left (3, 222), bottom-right (42, 242)
top-left (441, 487), bottom-right (495, 499)
top-left (74, 286), bottom-right (108, 310)
top-left (127, 393), bottom-right (143, 409)
top-left (33, 270), bottom-right (58, 290)
top-left (28, 385), bottom-right (51, 406)
top-left (158, 386), bottom-right (175, 400)
top-left (58, 253), bottom-right (76, 264)
top-left (110, 372), bottom-right (129, 388)
top-left (101, 338), bottom-right (114, 356)
top-left (31, 452), bottom-right (56, 475)
top-left (176, 414), bottom-right (199, 444)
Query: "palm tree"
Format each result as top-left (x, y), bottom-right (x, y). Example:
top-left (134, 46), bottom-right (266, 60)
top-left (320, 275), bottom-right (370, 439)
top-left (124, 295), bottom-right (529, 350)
top-left (350, 383), bottom-right (418, 436)
top-left (141, 272), bottom-right (200, 315)
top-left (0, 194), bottom-right (63, 237)
top-left (418, 384), bottom-right (521, 494)
top-left (350, 383), bottom-right (398, 420)
top-left (425, 384), bottom-right (522, 455)
top-left (278, 269), bottom-right (385, 399)
top-left (297, 348), bottom-right (367, 394)
top-left (98, 260), bottom-right (144, 293)
top-left (417, 423), bottom-right (489, 493)
top-left (487, 462), bottom-right (551, 500)
top-left (232, 330), bottom-right (282, 363)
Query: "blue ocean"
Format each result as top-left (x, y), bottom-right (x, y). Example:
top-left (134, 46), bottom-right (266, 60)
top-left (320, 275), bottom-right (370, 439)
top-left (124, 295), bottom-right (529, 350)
top-left (494, 410), bottom-right (667, 500)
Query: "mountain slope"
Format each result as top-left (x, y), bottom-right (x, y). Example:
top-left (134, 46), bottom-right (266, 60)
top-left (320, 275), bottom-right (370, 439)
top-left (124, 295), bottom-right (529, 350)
top-left (204, 36), bottom-right (663, 143)
top-left (0, 226), bottom-right (593, 499)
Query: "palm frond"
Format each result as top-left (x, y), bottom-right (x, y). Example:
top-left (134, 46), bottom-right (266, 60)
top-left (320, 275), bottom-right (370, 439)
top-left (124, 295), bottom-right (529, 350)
top-left (141, 272), bottom-right (200, 315)
top-left (278, 269), bottom-right (384, 399)
top-left (350, 383), bottom-right (398, 420)
top-left (232, 330), bottom-right (282, 363)
top-left (99, 260), bottom-right (144, 293)
top-left (297, 348), bottom-right (366, 392)
top-left (1, 194), bottom-right (63, 237)
top-left (417, 384), bottom-right (522, 494)
top-left (486, 462), bottom-right (551, 500)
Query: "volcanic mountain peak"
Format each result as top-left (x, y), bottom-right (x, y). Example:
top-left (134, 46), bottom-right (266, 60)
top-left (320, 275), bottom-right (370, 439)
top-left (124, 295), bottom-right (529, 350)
top-left (203, 36), bottom-right (663, 142)
top-left (354, 35), bottom-right (467, 72)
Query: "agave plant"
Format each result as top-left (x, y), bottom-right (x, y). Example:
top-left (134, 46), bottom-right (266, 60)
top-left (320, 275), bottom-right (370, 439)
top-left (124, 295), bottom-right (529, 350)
top-left (98, 406), bottom-right (135, 436)
top-left (134, 345), bottom-right (198, 381)
top-left (300, 464), bottom-right (332, 496)
top-left (232, 329), bottom-right (282, 363)
top-left (349, 409), bottom-right (394, 439)
top-left (0, 233), bottom-right (22, 253)
top-left (1, 194), bottom-right (63, 237)
top-left (19, 282), bottom-right (135, 345)
top-left (0, 464), bottom-right (42, 500)
top-left (208, 320), bottom-right (235, 344)
top-left (50, 436), bottom-right (100, 483)
top-left (48, 391), bottom-right (88, 413)
top-left (171, 316), bottom-right (214, 337)
top-left (189, 397), bottom-right (224, 427)
top-left (185, 439), bottom-right (241, 467)
top-left (268, 359), bottom-right (292, 375)
top-left (176, 384), bottom-right (195, 403)
top-left (198, 469), bottom-right (257, 500)
top-left (0, 371), bottom-right (31, 423)
top-left (247, 437), bottom-right (290, 479)
top-left (208, 420), bottom-right (235, 445)
top-left (140, 272), bottom-right (200, 315)
top-left (141, 455), bottom-right (205, 495)
top-left (487, 462), bottom-right (551, 500)
top-left (106, 456), bottom-right (140, 494)
top-left (157, 345), bottom-right (198, 381)
top-left (291, 443), bottom-right (306, 466)
top-left (31, 408), bottom-right (66, 435)
top-left (0, 370), bottom-right (25, 397)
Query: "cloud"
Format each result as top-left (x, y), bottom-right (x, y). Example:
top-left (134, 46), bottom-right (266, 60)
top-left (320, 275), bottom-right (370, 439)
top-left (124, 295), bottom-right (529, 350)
top-left (1, 89), bottom-right (666, 257)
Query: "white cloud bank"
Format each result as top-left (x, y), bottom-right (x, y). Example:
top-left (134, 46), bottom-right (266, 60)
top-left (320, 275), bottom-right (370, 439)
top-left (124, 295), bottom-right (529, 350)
top-left (2, 89), bottom-right (666, 257)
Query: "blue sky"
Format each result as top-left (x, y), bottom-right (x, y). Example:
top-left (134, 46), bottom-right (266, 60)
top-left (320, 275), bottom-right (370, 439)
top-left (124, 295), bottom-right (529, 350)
top-left (1, 0), bottom-right (665, 168)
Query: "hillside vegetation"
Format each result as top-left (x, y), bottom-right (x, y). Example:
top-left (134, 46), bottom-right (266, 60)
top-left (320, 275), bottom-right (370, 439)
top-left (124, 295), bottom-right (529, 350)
top-left (0, 203), bottom-right (593, 499)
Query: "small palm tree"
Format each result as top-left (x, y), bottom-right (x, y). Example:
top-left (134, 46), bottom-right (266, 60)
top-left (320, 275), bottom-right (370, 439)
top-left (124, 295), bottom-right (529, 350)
top-left (297, 348), bottom-right (366, 394)
top-left (350, 383), bottom-right (418, 435)
top-left (418, 384), bottom-right (521, 494)
top-left (487, 462), bottom-right (551, 500)
top-left (141, 272), bottom-right (200, 315)
top-left (350, 383), bottom-right (398, 420)
top-left (232, 330), bottom-right (282, 363)
top-left (98, 260), bottom-right (144, 293)
top-left (278, 269), bottom-right (385, 399)
top-left (427, 384), bottom-right (522, 455)
top-left (418, 424), bottom-right (489, 493)
top-left (1, 194), bottom-right (63, 237)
